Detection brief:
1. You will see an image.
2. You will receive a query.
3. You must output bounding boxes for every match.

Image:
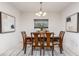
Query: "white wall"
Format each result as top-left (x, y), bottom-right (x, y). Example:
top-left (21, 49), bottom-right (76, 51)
top-left (20, 12), bottom-right (63, 36)
top-left (62, 2), bottom-right (79, 55)
top-left (0, 3), bottom-right (21, 54)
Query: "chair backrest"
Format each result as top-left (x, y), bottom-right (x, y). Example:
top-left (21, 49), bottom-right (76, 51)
top-left (59, 31), bottom-right (65, 43)
top-left (39, 32), bottom-right (45, 48)
top-left (21, 31), bottom-right (27, 43)
top-left (59, 31), bottom-right (65, 40)
top-left (32, 32), bottom-right (39, 47)
top-left (45, 32), bottom-right (51, 47)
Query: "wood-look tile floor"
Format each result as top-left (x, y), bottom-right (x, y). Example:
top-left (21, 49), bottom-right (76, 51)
top-left (0, 45), bottom-right (65, 56)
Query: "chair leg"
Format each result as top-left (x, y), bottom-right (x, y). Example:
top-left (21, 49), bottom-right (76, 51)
top-left (23, 43), bottom-right (24, 50)
top-left (60, 48), bottom-right (63, 54)
top-left (52, 46), bottom-right (54, 56)
top-left (62, 47), bottom-right (63, 51)
top-left (24, 44), bottom-right (26, 54)
top-left (59, 44), bottom-right (63, 54)
top-left (40, 48), bottom-right (41, 56)
top-left (31, 46), bottom-right (33, 55)
top-left (43, 48), bottom-right (45, 56)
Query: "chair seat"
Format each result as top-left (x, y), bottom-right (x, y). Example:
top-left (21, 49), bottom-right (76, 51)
top-left (33, 42), bottom-right (43, 46)
top-left (27, 42), bottom-right (32, 44)
top-left (44, 42), bottom-right (53, 46)
top-left (53, 42), bottom-right (59, 45)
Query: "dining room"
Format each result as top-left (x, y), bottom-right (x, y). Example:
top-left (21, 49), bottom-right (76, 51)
top-left (0, 1), bottom-right (79, 56)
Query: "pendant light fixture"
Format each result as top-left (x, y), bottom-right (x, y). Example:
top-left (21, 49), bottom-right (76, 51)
top-left (35, 2), bottom-right (46, 16)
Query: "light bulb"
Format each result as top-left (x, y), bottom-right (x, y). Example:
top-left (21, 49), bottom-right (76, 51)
top-left (43, 12), bottom-right (46, 16)
top-left (35, 13), bottom-right (39, 16)
top-left (39, 11), bottom-right (42, 14)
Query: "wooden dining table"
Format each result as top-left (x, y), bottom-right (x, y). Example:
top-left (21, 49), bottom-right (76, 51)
top-left (26, 32), bottom-right (60, 42)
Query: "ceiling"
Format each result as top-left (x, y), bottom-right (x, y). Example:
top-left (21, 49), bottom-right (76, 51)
top-left (10, 2), bottom-right (72, 12)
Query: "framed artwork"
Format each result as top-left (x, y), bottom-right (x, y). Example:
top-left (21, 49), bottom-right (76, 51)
top-left (0, 12), bottom-right (15, 33)
top-left (34, 19), bottom-right (48, 28)
top-left (66, 13), bottom-right (79, 32)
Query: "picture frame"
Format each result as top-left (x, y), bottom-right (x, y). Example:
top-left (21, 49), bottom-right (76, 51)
top-left (0, 12), bottom-right (15, 33)
top-left (66, 12), bottom-right (79, 32)
top-left (34, 19), bottom-right (48, 28)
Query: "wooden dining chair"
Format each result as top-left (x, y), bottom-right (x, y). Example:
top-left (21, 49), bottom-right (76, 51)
top-left (31, 32), bottom-right (44, 56)
top-left (21, 31), bottom-right (32, 54)
top-left (59, 31), bottom-right (65, 53)
top-left (43, 32), bottom-right (54, 56)
top-left (39, 32), bottom-right (45, 55)
top-left (31, 32), bottom-right (39, 55)
top-left (53, 31), bottom-right (65, 54)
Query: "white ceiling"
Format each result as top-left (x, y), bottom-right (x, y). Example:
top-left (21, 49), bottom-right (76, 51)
top-left (10, 2), bottom-right (72, 12)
